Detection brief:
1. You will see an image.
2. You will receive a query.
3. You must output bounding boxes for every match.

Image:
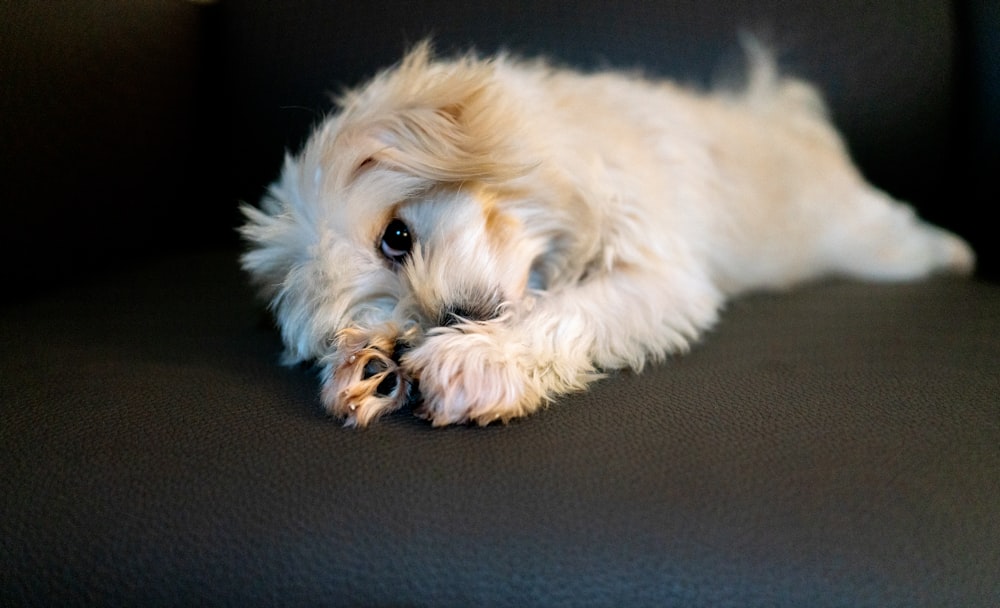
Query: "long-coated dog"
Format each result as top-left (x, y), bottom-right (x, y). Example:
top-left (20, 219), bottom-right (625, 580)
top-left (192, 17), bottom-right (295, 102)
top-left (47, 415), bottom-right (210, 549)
top-left (240, 41), bottom-right (973, 427)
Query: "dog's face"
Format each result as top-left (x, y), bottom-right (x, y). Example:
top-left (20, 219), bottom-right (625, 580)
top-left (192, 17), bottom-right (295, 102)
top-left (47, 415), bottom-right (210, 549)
top-left (241, 45), bottom-right (606, 424)
top-left (240, 47), bottom-right (556, 370)
top-left (242, 133), bottom-right (529, 368)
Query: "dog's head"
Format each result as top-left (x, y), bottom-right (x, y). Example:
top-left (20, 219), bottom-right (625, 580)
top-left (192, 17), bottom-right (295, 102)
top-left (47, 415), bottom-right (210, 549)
top-left (240, 44), bottom-right (577, 365)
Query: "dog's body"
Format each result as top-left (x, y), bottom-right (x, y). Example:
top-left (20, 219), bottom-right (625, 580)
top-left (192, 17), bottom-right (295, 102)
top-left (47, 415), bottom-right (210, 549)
top-left (241, 42), bottom-right (974, 427)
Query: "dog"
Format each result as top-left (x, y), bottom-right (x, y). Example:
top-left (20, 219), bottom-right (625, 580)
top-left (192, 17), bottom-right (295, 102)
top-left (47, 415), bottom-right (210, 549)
top-left (240, 40), bottom-right (974, 427)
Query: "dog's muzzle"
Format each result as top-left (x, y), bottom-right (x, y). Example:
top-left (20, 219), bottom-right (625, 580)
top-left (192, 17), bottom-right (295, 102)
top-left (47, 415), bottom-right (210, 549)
top-left (437, 298), bottom-right (501, 327)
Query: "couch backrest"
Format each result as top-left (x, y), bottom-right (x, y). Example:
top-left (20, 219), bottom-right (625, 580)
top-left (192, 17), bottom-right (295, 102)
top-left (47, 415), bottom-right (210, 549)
top-left (2, 0), bottom-right (994, 291)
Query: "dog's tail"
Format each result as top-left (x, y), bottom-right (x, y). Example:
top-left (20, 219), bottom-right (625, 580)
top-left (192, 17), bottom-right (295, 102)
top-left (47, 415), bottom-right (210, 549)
top-left (738, 32), bottom-right (829, 121)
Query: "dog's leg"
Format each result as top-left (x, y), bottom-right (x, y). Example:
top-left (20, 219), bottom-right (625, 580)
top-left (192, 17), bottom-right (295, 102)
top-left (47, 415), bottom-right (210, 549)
top-left (820, 187), bottom-right (974, 281)
top-left (707, 179), bottom-right (974, 293)
top-left (403, 264), bottom-right (723, 426)
top-left (318, 325), bottom-right (412, 427)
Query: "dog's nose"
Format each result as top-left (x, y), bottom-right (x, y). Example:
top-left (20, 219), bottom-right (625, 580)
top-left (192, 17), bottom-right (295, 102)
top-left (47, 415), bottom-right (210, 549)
top-left (439, 303), bottom-right (498, 327)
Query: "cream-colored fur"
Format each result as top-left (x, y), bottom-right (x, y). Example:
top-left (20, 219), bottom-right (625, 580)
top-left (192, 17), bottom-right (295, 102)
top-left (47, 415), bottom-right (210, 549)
top-left (240, 42), bottom-right (974, 427)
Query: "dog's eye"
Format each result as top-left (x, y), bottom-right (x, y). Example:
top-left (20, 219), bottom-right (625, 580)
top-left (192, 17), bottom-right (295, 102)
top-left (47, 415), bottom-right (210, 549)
top-left (379, 219), bottom-right (412, 263)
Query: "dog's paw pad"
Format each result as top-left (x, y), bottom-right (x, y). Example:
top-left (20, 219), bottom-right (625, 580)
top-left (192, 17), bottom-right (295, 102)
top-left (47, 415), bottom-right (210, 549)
top-left (323, 345), bottom-right (410, 427)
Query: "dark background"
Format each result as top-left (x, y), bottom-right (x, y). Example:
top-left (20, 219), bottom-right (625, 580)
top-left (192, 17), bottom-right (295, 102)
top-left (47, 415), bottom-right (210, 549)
top-left (1, 0), bottom-right (997, 293)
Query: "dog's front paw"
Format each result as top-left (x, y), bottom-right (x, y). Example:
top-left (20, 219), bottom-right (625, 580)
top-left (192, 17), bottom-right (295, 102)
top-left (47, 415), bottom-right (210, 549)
top-left (320, 327), bottom-right (411, 427)
top-left (402, 328), bottom-right (547, 426)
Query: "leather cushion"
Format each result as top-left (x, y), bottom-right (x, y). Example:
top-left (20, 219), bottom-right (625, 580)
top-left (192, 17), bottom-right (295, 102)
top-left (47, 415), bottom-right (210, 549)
top-left (2, 251), bottom-right (997, 606)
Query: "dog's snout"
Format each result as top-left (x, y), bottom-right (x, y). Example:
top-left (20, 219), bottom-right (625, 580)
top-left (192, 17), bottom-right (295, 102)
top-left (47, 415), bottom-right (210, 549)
top-left (441, 306), bottom-right (475, 327)
top-left (439, 302), bottom-right (499, 327)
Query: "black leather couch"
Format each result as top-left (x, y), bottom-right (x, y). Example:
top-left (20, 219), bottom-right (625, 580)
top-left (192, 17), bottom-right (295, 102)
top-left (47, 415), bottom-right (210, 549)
top-left (3, 2), bottom-right (998, 606)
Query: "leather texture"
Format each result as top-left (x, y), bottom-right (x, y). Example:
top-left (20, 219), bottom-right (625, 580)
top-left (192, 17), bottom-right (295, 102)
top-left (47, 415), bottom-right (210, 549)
top-left (1, 1), bottom-right (998, 606)
top-left (2, 253), bottom-right (998, 606)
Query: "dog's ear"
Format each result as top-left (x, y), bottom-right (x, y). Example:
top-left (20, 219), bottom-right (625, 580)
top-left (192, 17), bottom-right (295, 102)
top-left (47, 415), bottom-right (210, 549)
top-left (345, 43), bottom-right (533, 184)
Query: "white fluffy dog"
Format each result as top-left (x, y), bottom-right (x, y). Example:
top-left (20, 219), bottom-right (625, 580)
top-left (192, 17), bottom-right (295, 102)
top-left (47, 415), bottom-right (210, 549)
top-left (240, 41), bottom-right (974, 427)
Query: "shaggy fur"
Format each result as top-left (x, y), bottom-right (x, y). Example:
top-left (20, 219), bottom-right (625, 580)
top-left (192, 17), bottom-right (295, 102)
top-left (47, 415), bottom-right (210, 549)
top-left (240, 41), bottom-right (974, 427)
